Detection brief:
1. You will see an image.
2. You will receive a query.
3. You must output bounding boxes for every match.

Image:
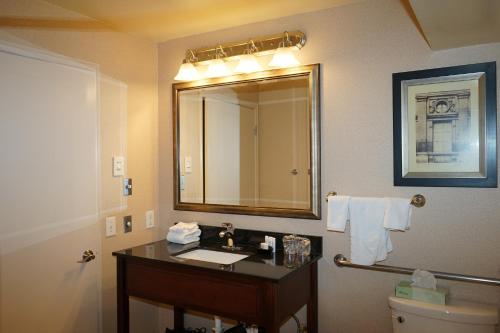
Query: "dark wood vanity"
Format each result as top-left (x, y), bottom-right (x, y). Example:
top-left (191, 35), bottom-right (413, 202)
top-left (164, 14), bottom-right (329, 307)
top-left (113, 227), bottom-right (322, 333)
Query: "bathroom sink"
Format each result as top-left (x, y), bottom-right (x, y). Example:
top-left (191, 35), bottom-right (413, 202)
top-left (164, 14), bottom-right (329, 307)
top-left (175, 249), bottom-right (249, 265)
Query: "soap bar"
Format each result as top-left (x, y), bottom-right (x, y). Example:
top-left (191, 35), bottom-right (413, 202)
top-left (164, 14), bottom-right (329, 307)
top-left (395, 280), bottom-right (447, 305)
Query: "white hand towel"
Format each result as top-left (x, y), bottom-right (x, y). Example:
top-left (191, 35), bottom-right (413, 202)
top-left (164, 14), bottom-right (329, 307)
top-left (349, 197), bottom-right (392, 265)
top-left (327, 195), bottom-right (350, 231)
top-left (169, 222), bottom-right (199, 234)
top-left (384, 198), bottom-right (412, 230)
top-left (166, 232), bottom-right (200, 245)
top-left (168, 228), bottom-right (201, 238)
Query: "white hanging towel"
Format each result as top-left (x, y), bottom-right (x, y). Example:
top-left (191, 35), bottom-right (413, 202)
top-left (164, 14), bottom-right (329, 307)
top-left (330, 197), bottom-right (392, 265)
top-left (384, 198), bottom-right (412, 230)
top-left (349, 197), bottom-right (392, 265)
top-left (327, 195), bottom-right (351, 231)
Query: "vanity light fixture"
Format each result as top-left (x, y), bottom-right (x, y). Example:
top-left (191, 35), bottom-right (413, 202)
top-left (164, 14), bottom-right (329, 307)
top-left (173, 31), bottom-right (306, 81)
top-left (234, 40), bottom-right (263, 74)
top-left (174, 50), bottom-right (200, 81)
top-left (205, 46), bottom-right (232, 78)
top-left (268, 31), bottom-right (300, 68)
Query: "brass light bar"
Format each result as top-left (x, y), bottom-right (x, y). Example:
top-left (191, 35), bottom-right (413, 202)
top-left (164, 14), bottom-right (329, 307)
top-left (188, 30), bottom-right (306, 64)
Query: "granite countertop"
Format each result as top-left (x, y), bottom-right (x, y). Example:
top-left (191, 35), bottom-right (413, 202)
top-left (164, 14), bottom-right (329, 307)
top-left (112, 225), bottom-right (323, 281)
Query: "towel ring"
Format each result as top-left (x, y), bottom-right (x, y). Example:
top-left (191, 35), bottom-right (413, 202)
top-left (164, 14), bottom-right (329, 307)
top-left (325, 191), bottom-right (425, 208)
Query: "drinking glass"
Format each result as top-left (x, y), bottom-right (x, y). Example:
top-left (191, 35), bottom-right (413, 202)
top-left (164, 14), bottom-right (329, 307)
top-left (297, 238), bottom-right (311, 257)
top-left (282, 235), bottom-right (297, 255)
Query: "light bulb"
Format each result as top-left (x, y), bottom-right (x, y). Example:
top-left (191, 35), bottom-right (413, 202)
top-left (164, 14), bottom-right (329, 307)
top-left (234, 54), bottom-right (263, 74)
top-left (205, 59), bottom-right (232, 78)
top-left (174, 62), bottom-right (200, 81)
top-left (268, 46), bottom-right (300, 68)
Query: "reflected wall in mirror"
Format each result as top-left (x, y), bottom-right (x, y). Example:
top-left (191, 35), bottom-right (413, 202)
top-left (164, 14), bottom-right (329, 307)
top-left (173, 64), bottom-right (320, 219)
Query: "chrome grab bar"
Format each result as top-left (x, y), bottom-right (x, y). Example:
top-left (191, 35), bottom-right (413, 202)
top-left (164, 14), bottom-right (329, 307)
top-left (334, 254), bottom-right (500, 287)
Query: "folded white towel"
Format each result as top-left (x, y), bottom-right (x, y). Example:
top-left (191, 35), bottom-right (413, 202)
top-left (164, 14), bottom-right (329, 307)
top-left (168, 228), bottom-right (201, 239)
top-left (169, 222), bottom-right (199, 234)
top-left (166, 231), bottom-right (201, 245)
top-left (169, 228), bottom-right (201, 239)
top-left (327, 195), bottom-right (350, 231)
top-left (348, 197), bottom-right (392, 265)
top-left (384, 198), bottom-right (412, 230)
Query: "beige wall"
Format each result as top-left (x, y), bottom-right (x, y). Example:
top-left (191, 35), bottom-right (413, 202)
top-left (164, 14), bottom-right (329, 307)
top-left (0, 0), bottom-right (160, 332)
top-left (158, 0), bottom-right (500, 332)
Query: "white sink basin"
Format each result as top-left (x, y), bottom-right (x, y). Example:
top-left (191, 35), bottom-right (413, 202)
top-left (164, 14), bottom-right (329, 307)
top-left (175, 249), bottom-right (248, 265)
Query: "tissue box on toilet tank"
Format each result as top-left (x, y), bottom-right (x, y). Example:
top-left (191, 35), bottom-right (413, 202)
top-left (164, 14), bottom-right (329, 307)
top-left (395, 281), bottom-right (447, 305)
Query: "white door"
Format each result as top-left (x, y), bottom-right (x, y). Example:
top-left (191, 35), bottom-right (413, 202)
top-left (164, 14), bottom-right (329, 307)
top-left (0, 43), bottom-right (101, 332)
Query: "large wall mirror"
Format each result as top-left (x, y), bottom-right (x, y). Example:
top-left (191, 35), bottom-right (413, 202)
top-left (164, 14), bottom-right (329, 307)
top-left (173, 64), bottom-right (320, 219)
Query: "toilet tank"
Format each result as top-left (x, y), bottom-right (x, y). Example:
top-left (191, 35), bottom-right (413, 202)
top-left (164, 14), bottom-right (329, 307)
top-left (389, 296), bottom-right (498, 333)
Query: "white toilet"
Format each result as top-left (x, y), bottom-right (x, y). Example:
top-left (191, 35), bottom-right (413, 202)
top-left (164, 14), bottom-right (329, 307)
top-left (389, 296), bottom-right (499, 333)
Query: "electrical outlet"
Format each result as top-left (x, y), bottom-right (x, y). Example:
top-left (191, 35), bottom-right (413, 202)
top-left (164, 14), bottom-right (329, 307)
top-left (145, 210), bottom-right (155, 229)
top-left (123, 215), bottom-right (132, 233)
top-left (105, 216), bottom-right (116, 237)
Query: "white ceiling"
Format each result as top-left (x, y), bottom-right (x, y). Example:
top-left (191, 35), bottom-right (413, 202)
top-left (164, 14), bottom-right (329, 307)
top-left (408, 0), bottom-right (500, 50)
top-left (7, 0), bottom-right (499, 49)
top-left (42, 0), bottom-right (363, 42)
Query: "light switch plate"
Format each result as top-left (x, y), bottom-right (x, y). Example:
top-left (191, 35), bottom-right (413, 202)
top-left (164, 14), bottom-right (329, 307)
top-left (113, 156), bottom-right (125, 177)
top-left (123, 215), bottom-right (132, 233)
top-left (105, 216), bottom-right (116, 237)
top-left (145, 210), bottom-right (155, 229)
top-left (184, 156), bottom-right (192, 174)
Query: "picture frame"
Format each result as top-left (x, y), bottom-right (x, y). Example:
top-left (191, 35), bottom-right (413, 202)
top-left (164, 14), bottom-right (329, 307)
top-left (393, 62), bottom-right (497, 187)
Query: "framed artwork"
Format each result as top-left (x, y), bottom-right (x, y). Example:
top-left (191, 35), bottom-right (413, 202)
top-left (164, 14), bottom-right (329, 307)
top-left (393, 62), bottom-right (497, 187)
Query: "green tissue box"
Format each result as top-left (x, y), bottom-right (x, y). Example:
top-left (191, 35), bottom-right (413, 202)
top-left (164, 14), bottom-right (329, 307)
top-left (395, 281), bottom-right (447, 305)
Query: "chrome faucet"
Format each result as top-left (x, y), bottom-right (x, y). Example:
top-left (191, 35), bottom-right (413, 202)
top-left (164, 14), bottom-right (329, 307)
top-left (219, 223), bottom-right (241, 250)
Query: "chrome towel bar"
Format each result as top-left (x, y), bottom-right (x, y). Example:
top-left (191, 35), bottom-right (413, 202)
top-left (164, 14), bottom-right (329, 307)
top-left (334, 254), bottom-right (500, 287)
top-left (325, 191), bottom-right (426, 208)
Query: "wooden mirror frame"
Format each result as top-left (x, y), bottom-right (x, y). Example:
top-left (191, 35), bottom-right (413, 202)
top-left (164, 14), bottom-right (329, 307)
top-left (172, 64), bottom-right (321, 219)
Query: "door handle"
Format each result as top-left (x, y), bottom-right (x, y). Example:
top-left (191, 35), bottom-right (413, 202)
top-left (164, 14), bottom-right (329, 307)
top-left (77, 250), bottom-right (96, 263)
top-left (290, 169), bottom-right (298, 175)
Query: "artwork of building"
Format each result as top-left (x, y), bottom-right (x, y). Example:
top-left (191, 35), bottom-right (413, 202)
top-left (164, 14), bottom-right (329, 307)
top-left (415, 89), bottom-right (471, 164)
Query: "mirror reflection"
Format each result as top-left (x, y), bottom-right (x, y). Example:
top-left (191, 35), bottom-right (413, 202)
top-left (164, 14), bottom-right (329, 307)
top-left (178, 76), bottom-right (311, 209)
